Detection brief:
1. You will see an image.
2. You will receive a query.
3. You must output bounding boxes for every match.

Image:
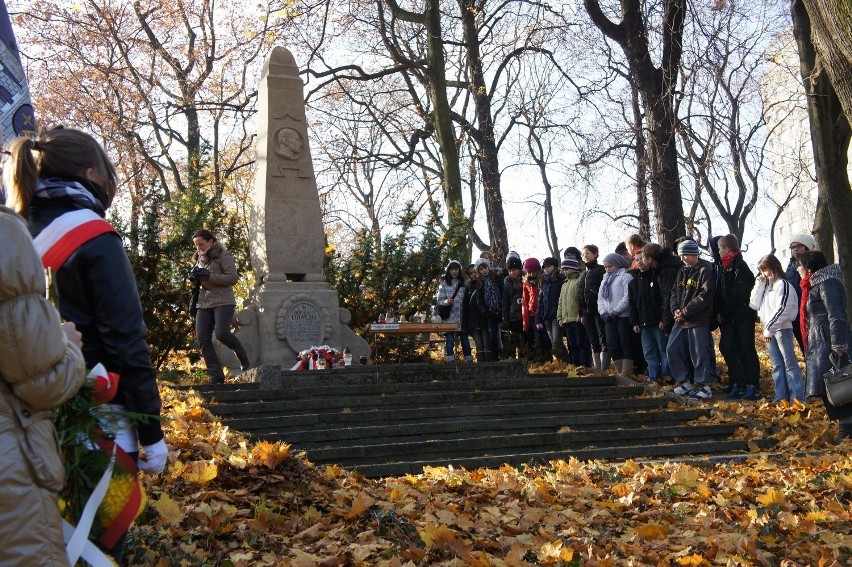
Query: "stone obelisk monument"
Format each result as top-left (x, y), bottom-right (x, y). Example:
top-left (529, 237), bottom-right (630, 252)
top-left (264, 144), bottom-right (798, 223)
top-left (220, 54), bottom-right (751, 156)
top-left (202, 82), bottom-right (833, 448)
top-left (235, 46), bottom-right (369, 368)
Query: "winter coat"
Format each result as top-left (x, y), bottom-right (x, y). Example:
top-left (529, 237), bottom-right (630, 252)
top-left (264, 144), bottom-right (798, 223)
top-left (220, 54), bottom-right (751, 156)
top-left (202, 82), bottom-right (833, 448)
top-left (749, 277), bottom-right (798, 337)
top-left (28, 183), bottom-right (164, 447)
top-left (556, 272), bottom-right (581, 323)
top-left (461, 280), bottom-right (487, 333)
top-left (0, 207), bottom-right (87, 565)
top-left (719, 253), bottom-right (757, 323)
top-left (536, 272), bottom-right (564, 323)
top-left (522, 280), bottom-right (540, 332)
top-left (629, 269), bottom-right (662, 328)
top-left (502, 275), bottom-right (523, 327)
top-left (670, 258), bottom-right (716, 328)
top-left (652, 248), bottom-right (682, 332)
top-left (577, 260), bottom-right (605, 316)
top-left (803, 264), bottom-right (852, 417)
top-left (597, 268), bottom-right (633, 318)
top-left (785, 257), bottom-right (803, 301)
top-left (436, 277), bottom-right (465, 323)
top-left (194, 240), bottom-right (240, 309)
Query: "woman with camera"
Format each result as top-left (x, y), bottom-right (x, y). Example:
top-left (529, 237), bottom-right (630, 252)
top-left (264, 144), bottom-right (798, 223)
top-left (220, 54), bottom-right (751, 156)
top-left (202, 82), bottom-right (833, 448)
top-left (191, 229), bottom-right (250, 383)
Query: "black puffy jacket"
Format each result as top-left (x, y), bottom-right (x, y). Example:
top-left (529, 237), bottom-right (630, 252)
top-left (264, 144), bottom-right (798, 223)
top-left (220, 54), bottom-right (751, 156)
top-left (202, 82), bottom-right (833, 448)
top-left (28, 186), bottom-right (164, 446)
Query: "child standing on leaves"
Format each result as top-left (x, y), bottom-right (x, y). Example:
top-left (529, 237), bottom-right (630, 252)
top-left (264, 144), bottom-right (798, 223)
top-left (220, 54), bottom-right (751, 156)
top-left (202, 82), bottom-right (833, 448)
top-left (536, 257), bottom-right (566, 360)
top-left (436, 260), bottom-right (473, 362)
top-left (597, 253), bottom-right (634, 377)
top-left (557, 257), bottom-right (590, 366)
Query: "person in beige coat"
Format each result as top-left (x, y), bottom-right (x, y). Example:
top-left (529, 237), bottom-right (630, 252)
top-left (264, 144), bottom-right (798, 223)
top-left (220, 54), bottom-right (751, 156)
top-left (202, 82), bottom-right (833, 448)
top-left (190, 229), bottom-right (250, 383)
top-left (0, 206), bottom-right (87, 565)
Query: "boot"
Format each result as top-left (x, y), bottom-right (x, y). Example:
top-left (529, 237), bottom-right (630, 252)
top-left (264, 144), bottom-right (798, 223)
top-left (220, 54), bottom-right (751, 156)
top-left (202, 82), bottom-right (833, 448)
top-left (620, 359), bottom-right (634, 379)
top-left (591, 351), bottom-right (601, 370)
top-left (600, 352), bottom-right (612, 374)
top-left (835, 419), bottom-right (852, 444)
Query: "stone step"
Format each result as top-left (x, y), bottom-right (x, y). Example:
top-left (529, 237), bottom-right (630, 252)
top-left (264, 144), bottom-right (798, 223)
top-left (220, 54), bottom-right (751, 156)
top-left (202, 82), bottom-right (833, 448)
top-left (193, 375), bottom-right (615, 402)
top-left (297, 423), bottom-right (741, 465)
top-left (259, 408), bottom-right (712, 446)
top-left (214, 396), bottom-right (670, 431)
top-left (351, 438), bottom-right (773, 478)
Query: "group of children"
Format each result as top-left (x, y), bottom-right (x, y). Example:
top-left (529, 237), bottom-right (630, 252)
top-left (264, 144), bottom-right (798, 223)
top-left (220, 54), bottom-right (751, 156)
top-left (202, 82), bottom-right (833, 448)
top-left (436, 233), bottom-right (810, 403)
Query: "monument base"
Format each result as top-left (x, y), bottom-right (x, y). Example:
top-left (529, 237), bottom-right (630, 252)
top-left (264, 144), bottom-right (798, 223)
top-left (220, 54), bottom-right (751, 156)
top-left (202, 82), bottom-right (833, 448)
top-left (234, 281), bottom-right (369, 368)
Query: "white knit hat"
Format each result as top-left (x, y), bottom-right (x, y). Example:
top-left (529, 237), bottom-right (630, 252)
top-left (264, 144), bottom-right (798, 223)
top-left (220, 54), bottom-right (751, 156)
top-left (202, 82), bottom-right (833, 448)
top-left (789, 233), bottom-right (816, 251)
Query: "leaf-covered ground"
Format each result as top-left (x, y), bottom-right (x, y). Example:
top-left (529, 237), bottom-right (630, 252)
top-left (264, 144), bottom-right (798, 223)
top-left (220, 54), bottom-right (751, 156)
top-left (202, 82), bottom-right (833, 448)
top-left (124, 370), bottom-right (851, 566)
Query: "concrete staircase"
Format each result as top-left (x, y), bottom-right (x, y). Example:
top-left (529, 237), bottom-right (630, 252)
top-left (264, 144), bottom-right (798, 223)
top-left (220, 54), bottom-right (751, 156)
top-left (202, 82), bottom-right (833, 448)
top-left (188, 361), bottom-right (766, 477)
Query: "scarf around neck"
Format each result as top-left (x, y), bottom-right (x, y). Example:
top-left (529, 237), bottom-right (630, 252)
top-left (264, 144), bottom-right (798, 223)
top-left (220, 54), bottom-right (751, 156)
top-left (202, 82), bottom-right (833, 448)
top-left (600, 268), bottom-right (623, 301)
top-left (721, 251), bottom-right (740, 270)
top-left (34, 177), bottom-right (108, 217)
top-left (799, 272), bottom-right (813, 351)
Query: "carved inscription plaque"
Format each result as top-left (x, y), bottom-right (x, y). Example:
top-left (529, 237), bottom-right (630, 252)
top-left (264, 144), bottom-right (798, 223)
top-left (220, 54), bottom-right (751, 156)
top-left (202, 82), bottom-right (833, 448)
top-left (285, 302), bottom-right (324, 351)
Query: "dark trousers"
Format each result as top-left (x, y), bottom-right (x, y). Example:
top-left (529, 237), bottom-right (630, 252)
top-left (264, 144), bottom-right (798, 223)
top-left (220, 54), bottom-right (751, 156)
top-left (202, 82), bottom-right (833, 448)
top-left (564, 322), bottom-right (591, 365)
top-left (719, 319), bottom-right (760, 387)
top-left (604, 317), bottom-right (633, 360)
top-left (196, 304), bottom-right (249, 383)
top-left (582, 312), bottom-right (607, 353)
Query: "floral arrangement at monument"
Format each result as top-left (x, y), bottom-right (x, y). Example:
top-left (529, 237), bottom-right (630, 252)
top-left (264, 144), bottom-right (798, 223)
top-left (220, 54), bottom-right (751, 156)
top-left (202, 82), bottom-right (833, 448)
top-left (290, 345), bottom-right (345, 370)
top-left (55, 364), bottom-right (147, 551)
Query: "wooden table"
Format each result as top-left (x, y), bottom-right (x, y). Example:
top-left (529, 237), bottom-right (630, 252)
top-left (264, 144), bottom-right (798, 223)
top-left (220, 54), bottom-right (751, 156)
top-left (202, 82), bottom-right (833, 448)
top-left (369, 322), bottom-right (461, 364)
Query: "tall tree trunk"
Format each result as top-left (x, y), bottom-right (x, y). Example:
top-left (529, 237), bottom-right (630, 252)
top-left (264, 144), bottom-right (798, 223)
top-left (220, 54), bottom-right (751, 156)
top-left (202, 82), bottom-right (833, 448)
top-left (584, 0), bottom-right (686, 249)
top-left (459, 0), bottom-right (508, 262)
top-left (385, 0), bottom-right (468, 261)
top-left (799, 0), bottom-right (852, 123)
top-left (792, 0), bottom-right (852, 292)
top-left (630, 81), bottom-right (650, 241)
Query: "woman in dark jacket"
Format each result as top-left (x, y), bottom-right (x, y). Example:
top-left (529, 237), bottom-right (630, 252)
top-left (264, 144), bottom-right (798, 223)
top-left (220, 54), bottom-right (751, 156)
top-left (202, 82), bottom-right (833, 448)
top-left (798, 251), bottom-right (852, 442)
top-left (4, 127), bottom-right (166, 560)
top-left (577, 244), bottom-right (607, 371)
top-left (501, 256), bottom-right (524, 358)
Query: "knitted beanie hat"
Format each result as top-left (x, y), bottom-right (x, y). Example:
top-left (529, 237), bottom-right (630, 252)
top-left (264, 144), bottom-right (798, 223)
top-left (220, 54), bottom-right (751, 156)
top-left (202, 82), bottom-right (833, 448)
top-left (602, 253), bottom-right (629, 270)
top-left (561, 257), bottom-right (580, 271)
top-left (523, 257), bottom-right (541, 273)
top-left (789, 233), bottom-right (816, 251)
top-left (542, 256), bottom-right (559, 269)
top-left (474, 258), bottom-right (492, 270)
top-left (506, 256), bottom-right (523, 270)
top-left (677, 239), bottom-right (701, 256)
top-left (506, 250), bottom-right (521, 263)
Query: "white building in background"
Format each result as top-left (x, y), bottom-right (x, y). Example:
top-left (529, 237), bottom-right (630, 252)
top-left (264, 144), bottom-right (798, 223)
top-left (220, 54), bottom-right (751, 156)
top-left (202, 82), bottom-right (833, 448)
top-left (761, 33), bottom-right (852, 255)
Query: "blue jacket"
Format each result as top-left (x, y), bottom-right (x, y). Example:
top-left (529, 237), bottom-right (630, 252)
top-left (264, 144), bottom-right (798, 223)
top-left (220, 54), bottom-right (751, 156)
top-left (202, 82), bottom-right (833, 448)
top-left (803, 264), bottom-right (851, 414)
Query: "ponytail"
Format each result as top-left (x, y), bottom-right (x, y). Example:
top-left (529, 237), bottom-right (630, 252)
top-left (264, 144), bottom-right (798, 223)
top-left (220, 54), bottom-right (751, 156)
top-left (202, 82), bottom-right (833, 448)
top-left (3, 136), bottom-right (40, 216)
top-left (2, 126), bottom-right (117, 216)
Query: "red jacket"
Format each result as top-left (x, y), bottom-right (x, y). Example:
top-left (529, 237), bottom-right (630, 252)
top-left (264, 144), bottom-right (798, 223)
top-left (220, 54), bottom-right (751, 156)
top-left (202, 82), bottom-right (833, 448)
top-left (522, 281), bottom-right (540, 332)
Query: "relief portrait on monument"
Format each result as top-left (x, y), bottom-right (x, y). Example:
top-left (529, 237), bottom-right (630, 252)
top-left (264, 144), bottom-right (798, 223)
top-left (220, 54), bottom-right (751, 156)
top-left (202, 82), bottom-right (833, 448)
top-left (274, 127), bottom-right (304, 160)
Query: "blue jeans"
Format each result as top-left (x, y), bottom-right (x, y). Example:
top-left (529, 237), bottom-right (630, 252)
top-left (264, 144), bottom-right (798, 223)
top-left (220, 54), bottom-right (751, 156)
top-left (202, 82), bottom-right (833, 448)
top-left (666, 324), bottom-right (711, 385)
top-left (767, 328), bottom-right (805, 403)
top-left (641, 326), bottom-right (670, 380)
top-left (444, 332), bottom-right (472, 358)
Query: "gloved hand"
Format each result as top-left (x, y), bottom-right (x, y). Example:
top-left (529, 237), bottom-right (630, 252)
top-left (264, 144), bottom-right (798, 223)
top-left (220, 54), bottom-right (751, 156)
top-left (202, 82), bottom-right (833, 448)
top-left (195, 267), bottom-right (210, 279)
top-left (535, 323), bottom-right (544, 330)
top-left (138, 439), bottom-right (168, 474)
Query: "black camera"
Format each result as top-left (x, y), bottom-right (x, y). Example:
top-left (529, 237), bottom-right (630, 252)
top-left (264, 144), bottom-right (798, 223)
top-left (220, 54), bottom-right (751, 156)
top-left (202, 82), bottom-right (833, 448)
top-left (188, 267), bottom-right (209, 283)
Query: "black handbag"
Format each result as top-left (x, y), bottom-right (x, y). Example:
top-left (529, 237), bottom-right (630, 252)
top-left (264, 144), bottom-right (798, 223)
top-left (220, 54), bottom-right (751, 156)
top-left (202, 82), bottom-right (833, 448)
top-left (437, 284), bottom-right (461, 320)
top-left (823, 353), bottom-right (852, 407)
top-left (189, 285), bottom-right (200, 317)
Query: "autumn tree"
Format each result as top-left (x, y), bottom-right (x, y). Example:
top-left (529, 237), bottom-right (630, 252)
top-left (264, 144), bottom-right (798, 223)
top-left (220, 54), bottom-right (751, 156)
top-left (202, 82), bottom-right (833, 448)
top-left (675, 1), bottom-right (792, 245)
top-left (304, 0), bottom-right (581, 263)
top-left (13, 0), bottom-right (296, 365)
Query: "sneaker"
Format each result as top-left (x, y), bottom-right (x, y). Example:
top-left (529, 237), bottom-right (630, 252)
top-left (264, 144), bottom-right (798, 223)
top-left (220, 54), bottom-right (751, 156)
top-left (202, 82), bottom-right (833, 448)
top-left (689, 385), bottom-right (713, 400)
top-left (725, 385), bottom-right (745, 400)
top-left (741, 385), bottom-right (763, 400)
top-left (673, 383), bottom-right (694, 396)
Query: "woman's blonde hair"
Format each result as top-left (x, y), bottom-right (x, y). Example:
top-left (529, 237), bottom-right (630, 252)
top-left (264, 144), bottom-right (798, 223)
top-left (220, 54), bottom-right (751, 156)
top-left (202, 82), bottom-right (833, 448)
top-left (3, 126), bottom-right (117, 216)
top-left (756, 254), bottom-right (785, 280)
